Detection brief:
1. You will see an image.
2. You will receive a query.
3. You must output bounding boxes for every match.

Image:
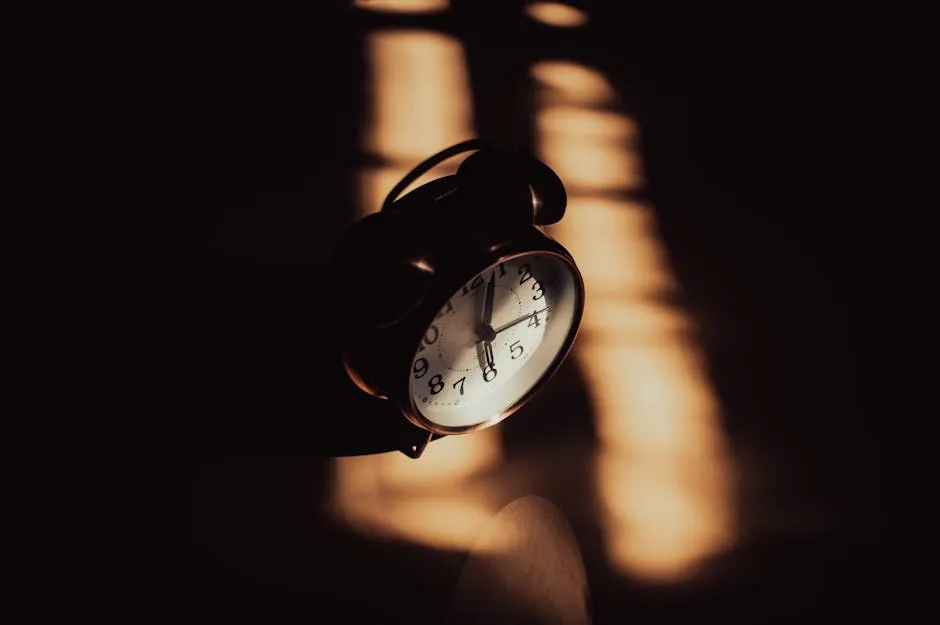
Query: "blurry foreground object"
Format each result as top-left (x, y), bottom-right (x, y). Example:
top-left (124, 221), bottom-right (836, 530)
top-left (447, 495), bottom-right (591, 625)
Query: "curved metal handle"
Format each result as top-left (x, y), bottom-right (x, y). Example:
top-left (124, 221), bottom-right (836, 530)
top-left (381, 138), bottom-right (492, 212)
top-left (381, 139), bottom-right (567, 225)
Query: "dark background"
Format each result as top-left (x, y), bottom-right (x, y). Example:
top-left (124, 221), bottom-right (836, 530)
top-left (17, 1), bottom-right (933, 622)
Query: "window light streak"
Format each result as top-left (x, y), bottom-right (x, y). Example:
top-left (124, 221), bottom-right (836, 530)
top-left (534, 62), bottom-right (736, 582)
top-left (358, 30), bottom-right (474, 215)
top-left (331, 28), bottom-right (505, 552)
top-left (531, 60), bottom-right (616, 107)
top-left (577, 300), bottom-right (691, 344)
top-left (536, 107), bottom-right (643, 194)
top-left (525, 2), bottom-right (590, 28)
top-left (363, 31), bottom-right (473, 160)
top-left (354, 0), bottom-right (450, 14)
top-left (330, 428), bottom-right (507, 551)
top-left (553, 198), bottom-right (675, 299)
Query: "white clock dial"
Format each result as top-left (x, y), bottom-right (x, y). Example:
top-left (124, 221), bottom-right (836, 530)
top-left (408, 251), bottom-right (582, 431)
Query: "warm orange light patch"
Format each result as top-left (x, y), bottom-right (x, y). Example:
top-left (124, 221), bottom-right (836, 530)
top-left (354, 0), bottom-right (449, 14)
top-left (525, 2), bottom-right (589, 28)
top-left (359, 30), bottom-right (474, 215)
top-left (532, 60), bottom-right (616, 107)
top-left (330, 431), bottom-right (507, 551)
top-left (536, 107), bottom-right (642, 194)
top-left (331, 27), bottom-right (506, 553)
top-left (534, 61), bottom-right (736, 582)
top-left (552, 198), bottom-right (675, 299)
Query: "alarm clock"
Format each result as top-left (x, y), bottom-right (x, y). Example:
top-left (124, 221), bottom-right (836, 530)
top-left (331, 139), bottom-right (585, 458)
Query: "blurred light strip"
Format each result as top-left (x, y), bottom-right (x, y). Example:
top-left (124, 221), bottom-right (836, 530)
top-left (532, 60), bottom-right (736, 582)
top-left (525, 2), bottom-right (589, 28)
top-left (358, 30), bottom-right (475, 215)
top-left (330, 27), bottom-right (505, 552)
top-left (354, 0), bottom-right (450, 14)
top-left (331, 434), bottom-right (506, 551)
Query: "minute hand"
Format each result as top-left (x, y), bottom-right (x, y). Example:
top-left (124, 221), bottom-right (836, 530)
top-left (492, 307), bottom-right (548, 336)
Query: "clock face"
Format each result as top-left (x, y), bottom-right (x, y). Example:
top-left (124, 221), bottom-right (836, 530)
top-left (408, 251), bottom-right (583, 432)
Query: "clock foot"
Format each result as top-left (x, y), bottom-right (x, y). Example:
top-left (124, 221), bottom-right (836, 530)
top-left (401, 429), bottom-right (437, 459)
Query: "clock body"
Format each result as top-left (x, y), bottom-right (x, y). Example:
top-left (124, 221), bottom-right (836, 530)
top-left (330, 143), bottom-right (584, 448)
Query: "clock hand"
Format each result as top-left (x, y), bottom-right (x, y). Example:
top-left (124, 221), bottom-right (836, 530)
top-left (475, 337), bottom-right (496, 372)
top-left (491, 307), bottom-right (549, 336)
top-left (482, 270), bottom-right (496, 330)
top-left (475, 275), bottom-right (498, 373)
top-left (476, 341), bottom-right (488, 372)
top-left (474, 270), bottom-right (498, 353)
top-left (484, 341), bottom-right (495, 368)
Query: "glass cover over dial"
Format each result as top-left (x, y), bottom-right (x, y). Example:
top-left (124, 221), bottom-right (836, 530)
top-left (408, 251), bottom-right (581, 431)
